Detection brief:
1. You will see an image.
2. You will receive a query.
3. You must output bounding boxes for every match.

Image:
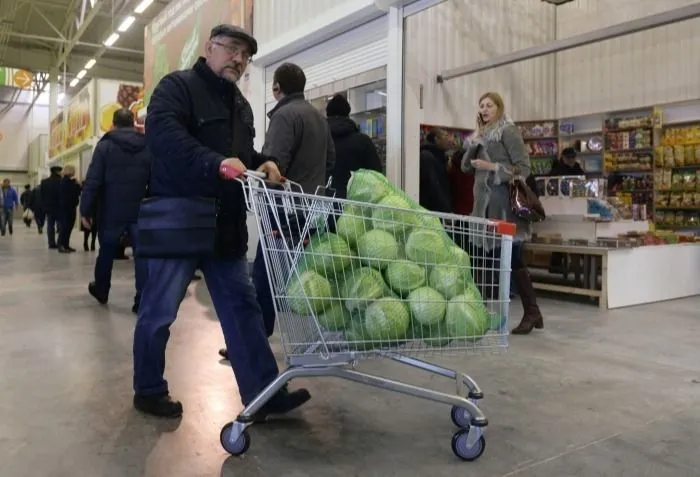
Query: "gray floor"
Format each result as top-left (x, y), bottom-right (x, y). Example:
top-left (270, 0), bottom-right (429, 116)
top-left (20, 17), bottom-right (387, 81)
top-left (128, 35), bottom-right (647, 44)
top-left (1, 224), bottom-right (700, 477)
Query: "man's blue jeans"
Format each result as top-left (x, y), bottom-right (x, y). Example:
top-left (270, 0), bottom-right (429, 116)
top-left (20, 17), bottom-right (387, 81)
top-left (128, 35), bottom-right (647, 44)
top-left (252, 242), bottom-right (276, 337)
top-left (133, 257), bottom-right (279, 405)
top-left (94, 223), bottom-right (146, 305)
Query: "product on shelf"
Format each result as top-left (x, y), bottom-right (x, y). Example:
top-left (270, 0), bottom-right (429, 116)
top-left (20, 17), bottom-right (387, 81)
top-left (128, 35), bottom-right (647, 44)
top-left (604, 116), bottom-right (653, 130)
top-left (662, 125), bottom-right (700, 146)
top-left (526, 140), bottom-right (558, 157)
top-left (518, 121), bottom-right (557, 138)
top-left (530, 157), bottom-right (553, 175)
top-left (604, 151), bottom-right (653, 171)
top-left (605, 129), bottom-right (653, 151)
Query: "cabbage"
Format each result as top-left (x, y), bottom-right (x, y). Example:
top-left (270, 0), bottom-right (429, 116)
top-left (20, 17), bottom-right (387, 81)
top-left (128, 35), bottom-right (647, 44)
top-left (341, 267), bottom-right (386, 312)
top-left (384, 260), bottom-right (426, 295)
top-left (371, 194), bottom-right (419, 236)
top-left (300, 233), bottom-right (354, 277)
top-left (445, 293), bottom-right (489, 339)
top-left (343, 203), bottom-right (372, 217)
top-left (429, 266), bottom-right (468, 300)
top-left (407, 286), bottom-right (446, 326)
top-left (287, 270), bottom-right (333, 315)
top-left (419, 322), bottom-right (452, 347)
top-left (364, 297), bottom-right (410, 341)
top-left (335, 214), bottom-right (371, 249)
top-left (450, 245), bottom-right (472, 269)
top-left (405, 228), bottom-right (451, 265)
top-left (347, 169), bottom-right (391, 203)
top-left (317, 303), bottom-right (352, 331)
top-left (344, 320), bottom-right (377, 351)
top-left (356, 229), bottom-right (399, 270)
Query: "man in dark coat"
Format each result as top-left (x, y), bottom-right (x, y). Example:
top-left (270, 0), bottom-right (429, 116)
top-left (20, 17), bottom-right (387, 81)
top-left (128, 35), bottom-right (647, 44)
top-left (419, 128), bottom-right (453, 213)
top-left (133, 24), bottom-right (310, 419)
top-left (80, 108), bottom-right (151, 312)
top-left (325, 93), bottom-right (382, 198)
top-left (40, 166), bottom-right (63, 248)
top-left (57, 165), bottom-right (81, 253)
top-left (31, 184), bottom-right (45, 234)
top-left (20, 184), bottom-right (34, 227)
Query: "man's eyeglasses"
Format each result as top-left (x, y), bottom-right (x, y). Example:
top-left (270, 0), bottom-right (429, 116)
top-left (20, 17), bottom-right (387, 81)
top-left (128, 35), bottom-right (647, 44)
top-left (211, 41), bottom-right (251, 62)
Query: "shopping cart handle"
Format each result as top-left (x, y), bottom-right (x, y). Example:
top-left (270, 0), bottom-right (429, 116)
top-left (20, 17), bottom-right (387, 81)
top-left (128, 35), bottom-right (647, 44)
top-left (220, 166), bottom-right (286, 183)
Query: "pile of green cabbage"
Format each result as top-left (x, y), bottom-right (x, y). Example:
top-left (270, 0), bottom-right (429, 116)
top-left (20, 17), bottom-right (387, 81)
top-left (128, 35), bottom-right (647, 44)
top-left (285, 169), bottom-right (492, 351)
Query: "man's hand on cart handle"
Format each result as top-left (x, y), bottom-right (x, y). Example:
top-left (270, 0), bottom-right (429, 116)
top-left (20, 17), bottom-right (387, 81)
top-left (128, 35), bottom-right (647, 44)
top-left (256, 160), bottom-right (282, 183)
top-left (219, 158), bottom-right (247, 179)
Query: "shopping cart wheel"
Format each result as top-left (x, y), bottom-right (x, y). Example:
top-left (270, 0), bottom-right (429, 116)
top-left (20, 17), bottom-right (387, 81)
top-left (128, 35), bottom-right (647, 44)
top-left (451, 427), bottom-right (486, 462)
top-left (450, 405), bottom-right (472, 428)
top-left (220, 422), bottom-right (251, 456)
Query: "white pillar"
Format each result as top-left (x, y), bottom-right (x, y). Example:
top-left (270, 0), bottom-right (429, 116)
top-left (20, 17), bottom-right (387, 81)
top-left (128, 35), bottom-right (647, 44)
top-left (385, 5), bottom-right (406, 192)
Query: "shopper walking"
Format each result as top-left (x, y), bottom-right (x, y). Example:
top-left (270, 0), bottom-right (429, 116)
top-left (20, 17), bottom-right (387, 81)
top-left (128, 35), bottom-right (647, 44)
top-left (462, 92), bottom-right (544, 335)
top-left (58, 166), bottom-right (81, 253)
top-left (80, 108), bottom-right (150, 313)
top-left (134, 24), bottom-right (310, 418)
top-left (40, 166), bottom-right (63, 248)
top-left (219, 62), bottom-right (336, 360)
top-left (0, 179), bottom-right (19, 236)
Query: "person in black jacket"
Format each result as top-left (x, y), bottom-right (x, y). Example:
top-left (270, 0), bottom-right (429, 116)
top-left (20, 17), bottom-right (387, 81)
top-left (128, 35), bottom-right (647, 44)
top-left (20, 184), bottom-right (34, 227)
top-left (419, 128), bottom-right (453, 212)
top-left (39, 166), bottom-right (62, 248)
top-left (134, 24), bottom-right (309, 419)
top-left (80, 108), bottom-right (151, 312)
top-left (325, 93), bottom-right (382, 198)
top-left (57, 165), bottom-right (81, 253)
top-left (550, 147), bottom-right (585, 176)
top-left (31, 184), bottom-right (45, 234)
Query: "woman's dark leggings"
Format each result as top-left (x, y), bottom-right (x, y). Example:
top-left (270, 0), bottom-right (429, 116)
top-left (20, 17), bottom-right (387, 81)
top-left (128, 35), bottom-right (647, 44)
top-left (467, 241), bottom-right (525, 301)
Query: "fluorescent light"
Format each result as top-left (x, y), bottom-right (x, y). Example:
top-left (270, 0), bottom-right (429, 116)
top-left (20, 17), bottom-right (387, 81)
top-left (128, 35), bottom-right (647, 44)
top-left (118, 16), bottom-right (135, 32)
top-left (89, 0), bottom-right (95, 6)
top-left (70, 78), bottom-right (79, 87)
top-left (134, 0), bottom-right (153, 14)
top-left (76, 70), bottom-right (87, 79)
top-left (57, 75), bottom-right (62, 81)
top-left (103, 32), bottom-right (119, 46)
top-left (84, 59), bottom-right (96, 70)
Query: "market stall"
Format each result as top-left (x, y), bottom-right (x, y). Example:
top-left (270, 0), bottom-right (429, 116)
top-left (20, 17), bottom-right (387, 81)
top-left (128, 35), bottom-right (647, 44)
top-left (526, 175), bottom-right (700, 309)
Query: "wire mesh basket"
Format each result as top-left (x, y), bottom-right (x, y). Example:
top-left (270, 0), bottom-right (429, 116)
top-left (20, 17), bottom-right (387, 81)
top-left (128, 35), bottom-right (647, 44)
top-left (238, 173), bottom-right (515, 365)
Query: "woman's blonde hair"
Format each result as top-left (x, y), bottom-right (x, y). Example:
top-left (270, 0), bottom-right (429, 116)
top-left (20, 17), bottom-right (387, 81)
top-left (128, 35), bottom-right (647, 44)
top-left (477, 92), bottom-right (506, 132)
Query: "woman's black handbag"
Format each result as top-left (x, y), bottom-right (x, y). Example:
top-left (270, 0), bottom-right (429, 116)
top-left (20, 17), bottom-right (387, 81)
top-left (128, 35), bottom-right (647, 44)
top-left (136, 196), bottom-right (218, 258)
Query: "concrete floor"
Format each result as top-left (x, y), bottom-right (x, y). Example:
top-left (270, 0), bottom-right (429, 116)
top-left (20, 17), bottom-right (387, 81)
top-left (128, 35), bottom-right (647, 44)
top-left (1, 225), bottom-right (700, 477)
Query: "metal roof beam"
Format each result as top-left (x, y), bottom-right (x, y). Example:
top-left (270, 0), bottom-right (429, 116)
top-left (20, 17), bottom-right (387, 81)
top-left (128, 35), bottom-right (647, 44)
top-left (8, 31), bottom-right (144, 55)
top-left (54, 0), bottom-right (105, 70)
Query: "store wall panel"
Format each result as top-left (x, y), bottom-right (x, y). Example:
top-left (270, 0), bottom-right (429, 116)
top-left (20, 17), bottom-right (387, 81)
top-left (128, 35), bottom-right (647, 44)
top-left (253, 0), bottom-right (351, 45)
top-left (264, 16), bottom-right (388, 103)
top-left (556, 0), bottom-right (700, 117)
top-left (404, 0), bottom-right (556, 129)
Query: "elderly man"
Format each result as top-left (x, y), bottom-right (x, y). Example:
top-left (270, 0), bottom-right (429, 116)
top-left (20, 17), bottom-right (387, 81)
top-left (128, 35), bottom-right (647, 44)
top-left (134, 24), bottom-right (310, 418)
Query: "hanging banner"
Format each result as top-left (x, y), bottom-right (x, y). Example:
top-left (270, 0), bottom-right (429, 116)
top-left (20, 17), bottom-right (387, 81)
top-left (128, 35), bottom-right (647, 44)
top-left (65, 83), bottom-right (94, 148)
top-left (143, 0), bottom-right (253, 106)
top-left (49, 112), bottom-right (66, 158)
top-left (95, 79), bottom-right (145, 134)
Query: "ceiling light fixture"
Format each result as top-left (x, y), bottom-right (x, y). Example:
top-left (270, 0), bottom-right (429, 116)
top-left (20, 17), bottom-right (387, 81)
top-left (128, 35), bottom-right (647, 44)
top-left (70, 78), bottom-right (79, 87)
top-left (84, 59), bottom-right (96, 70)
top-left (103, 32), bottom-right (119, 47)
top-left (118, 16), bottom-right (135, 32)
top-left (134, 0), bottom-right (154, 14)
top-left (76, 70), bottom-right (87, 79)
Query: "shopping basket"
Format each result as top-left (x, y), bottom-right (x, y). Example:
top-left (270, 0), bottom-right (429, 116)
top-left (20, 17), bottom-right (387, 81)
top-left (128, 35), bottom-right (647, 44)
top-left (220, 171), bottom-right (515, 461)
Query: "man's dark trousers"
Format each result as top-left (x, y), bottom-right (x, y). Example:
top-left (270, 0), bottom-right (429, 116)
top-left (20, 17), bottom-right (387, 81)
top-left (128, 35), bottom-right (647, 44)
top-left (93, 223), bottom-right (146, 306)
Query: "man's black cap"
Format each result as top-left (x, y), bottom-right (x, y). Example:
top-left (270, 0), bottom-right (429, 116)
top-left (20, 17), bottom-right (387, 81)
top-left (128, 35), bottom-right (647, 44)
top-left (210, 24), bottom-right (258, 56)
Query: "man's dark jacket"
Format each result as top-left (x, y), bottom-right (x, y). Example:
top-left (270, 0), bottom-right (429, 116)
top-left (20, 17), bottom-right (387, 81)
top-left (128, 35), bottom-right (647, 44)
top-left (145, 57), bottom-right (269, 258)
top-left (262, 92), bottom-right (335, 193)
top-left (327, 116), bottom-right (382, 199)
top-left (79, 127), bottom-right (151, 237)
top-left (39, 171), bottom-right (62, 215)
top-left (419, 143), bottom-right (452, 213)
top-left (59, 177), bottom-right (81, 219)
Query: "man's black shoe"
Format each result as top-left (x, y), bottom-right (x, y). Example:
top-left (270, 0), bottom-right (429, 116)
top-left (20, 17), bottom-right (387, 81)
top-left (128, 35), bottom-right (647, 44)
top-left (253, 386), bottom-right (311, 422)
top-left (88, 282), bottom-right (108, 305)
top-left (133, 393), bottom-right (183, 418)
top-left (219, 348), bottom-right (229, 360)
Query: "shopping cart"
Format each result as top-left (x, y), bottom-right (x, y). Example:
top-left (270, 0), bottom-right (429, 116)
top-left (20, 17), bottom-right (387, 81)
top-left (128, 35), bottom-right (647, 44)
top-left (219, 171), bottom-right (515, 461)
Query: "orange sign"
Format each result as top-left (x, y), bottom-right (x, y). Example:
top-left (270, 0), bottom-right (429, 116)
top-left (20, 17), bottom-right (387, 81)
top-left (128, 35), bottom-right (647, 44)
top-left (13, 69), bottom-right (33, 89)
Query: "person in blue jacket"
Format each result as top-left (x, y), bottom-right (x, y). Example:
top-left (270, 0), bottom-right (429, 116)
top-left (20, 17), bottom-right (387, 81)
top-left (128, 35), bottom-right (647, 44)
top-left (0, 178), bottom-right (19, 236)
top-left (80, 108), bottom-right (151, 313)
top-left (133, 24), bottom-right (310, 418)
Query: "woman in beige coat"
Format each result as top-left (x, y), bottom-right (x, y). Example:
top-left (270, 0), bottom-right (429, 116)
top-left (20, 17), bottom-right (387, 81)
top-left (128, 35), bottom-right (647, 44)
top-left (462, 92), bottom-right (544, 335)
